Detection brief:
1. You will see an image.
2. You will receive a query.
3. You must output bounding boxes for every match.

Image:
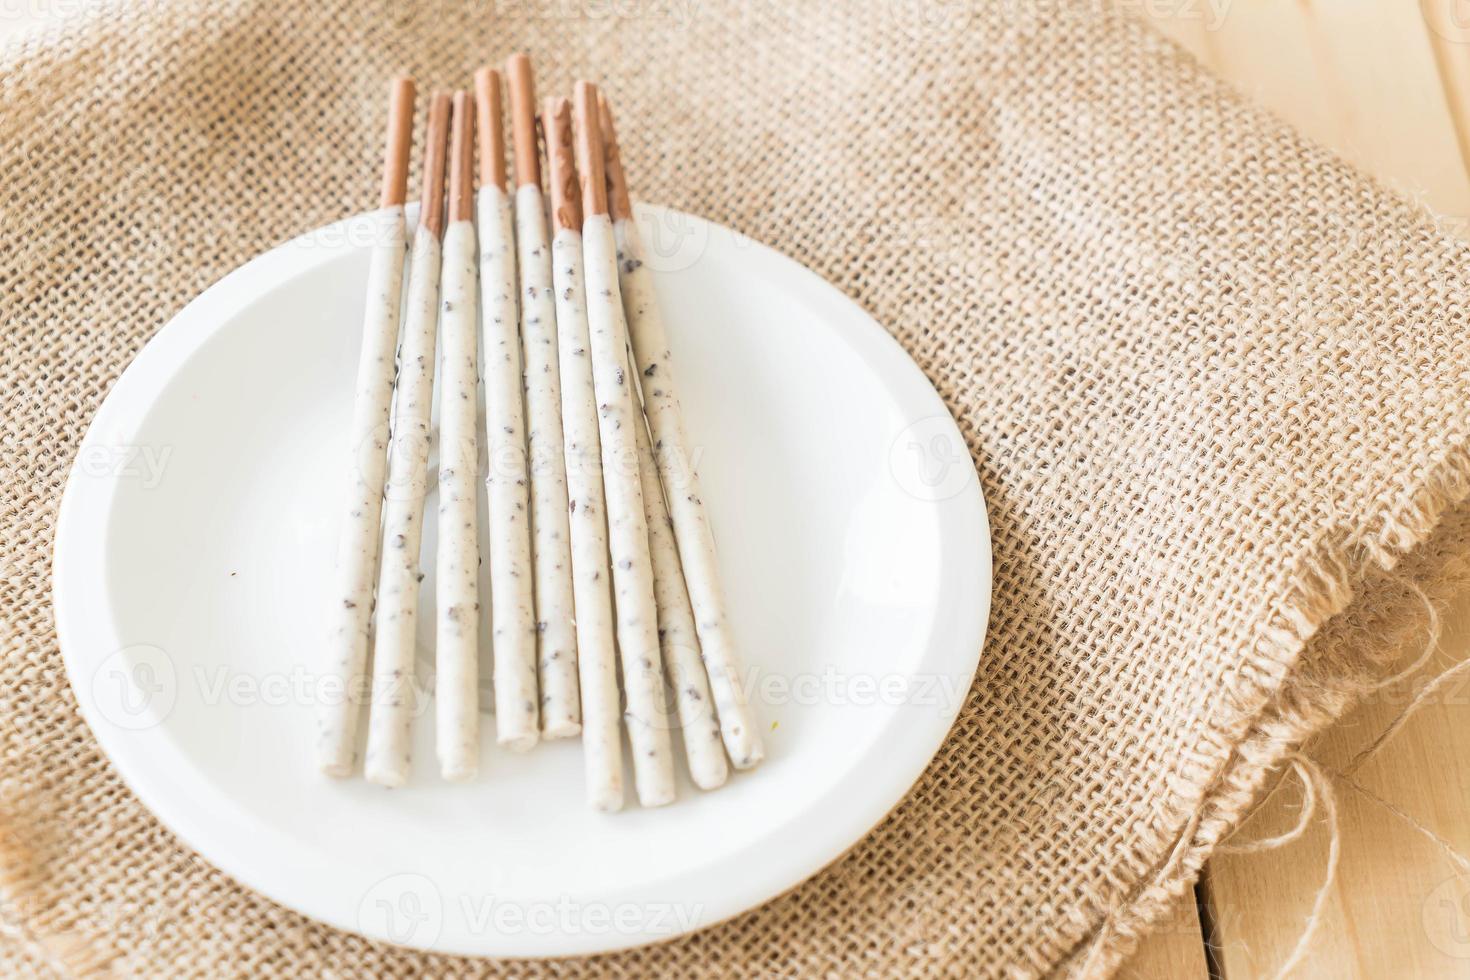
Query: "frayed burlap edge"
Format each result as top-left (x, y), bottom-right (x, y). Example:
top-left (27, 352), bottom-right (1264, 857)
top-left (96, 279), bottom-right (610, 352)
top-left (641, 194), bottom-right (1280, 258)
top-left (1055, 442), bottom-right (1470, 977)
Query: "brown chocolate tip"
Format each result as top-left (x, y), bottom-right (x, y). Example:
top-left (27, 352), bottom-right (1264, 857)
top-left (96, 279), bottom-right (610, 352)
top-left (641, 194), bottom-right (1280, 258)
top-left (505, 53), bottom-right (540, 189)
top-left (473, 67), bottom-right (507, 192)
top-left (420, 91), bottom-right (453, 238)
top-left (543, 96), bottom-right (581, 232)
top-left (448, 91), bottom-right (474, 224)
top-left (572, 81), bottom-right (607, 218)
top-left (597, 93), bottom-right (634, 222)
top-left (380, 76), bottom-right (416, 208)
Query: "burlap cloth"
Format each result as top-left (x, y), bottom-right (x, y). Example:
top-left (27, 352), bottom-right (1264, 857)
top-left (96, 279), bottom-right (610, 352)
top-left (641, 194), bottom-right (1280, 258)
top-left (5, 0), bottom-right (1470, 975)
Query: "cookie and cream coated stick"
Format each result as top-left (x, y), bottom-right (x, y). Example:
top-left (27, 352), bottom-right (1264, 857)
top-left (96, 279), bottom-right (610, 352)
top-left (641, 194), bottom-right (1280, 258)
top-left (318, 76), bottom-right (415, 777)
top-left (575, 82), bottom-right (677, 806)
top-left (507, 55), bottom-right (580, 739)
top-left (474, 67), bottom-right (539, 752)
top-left (544, 96), bottom-right (624, 810)
top-left (600, 96), bottom-right (764, 768)
top-left (364, 91), bottom-right (452, 787)
top-left (631, 378), bottom-right (729, 789)
top-left (435, 92), bottom-right (480, 782)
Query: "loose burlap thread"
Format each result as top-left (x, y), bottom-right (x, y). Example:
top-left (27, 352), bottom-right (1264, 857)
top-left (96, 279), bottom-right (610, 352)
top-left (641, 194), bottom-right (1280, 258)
top-left (5, 1), bottom-right (1470, 975)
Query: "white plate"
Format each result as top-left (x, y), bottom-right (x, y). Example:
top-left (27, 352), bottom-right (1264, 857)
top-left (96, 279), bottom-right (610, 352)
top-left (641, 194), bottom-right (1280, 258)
top-left (54, 205), bottom-right (990, 958)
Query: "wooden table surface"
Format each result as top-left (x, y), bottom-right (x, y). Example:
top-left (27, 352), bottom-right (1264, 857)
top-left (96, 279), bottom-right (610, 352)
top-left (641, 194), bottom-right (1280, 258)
top-left (6, 4), bottom-right (1470, 977)
top-left (1120, 3), bottom-right (1470, 976)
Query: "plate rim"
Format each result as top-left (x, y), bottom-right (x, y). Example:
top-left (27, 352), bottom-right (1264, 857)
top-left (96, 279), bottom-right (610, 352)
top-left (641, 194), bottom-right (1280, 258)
top-left (53, 204), bottom-right (992, 958)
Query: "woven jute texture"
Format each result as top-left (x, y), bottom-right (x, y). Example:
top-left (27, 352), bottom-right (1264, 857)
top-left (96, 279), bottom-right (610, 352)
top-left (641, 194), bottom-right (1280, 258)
top-left (6, 0), bottom-right (1470, 975)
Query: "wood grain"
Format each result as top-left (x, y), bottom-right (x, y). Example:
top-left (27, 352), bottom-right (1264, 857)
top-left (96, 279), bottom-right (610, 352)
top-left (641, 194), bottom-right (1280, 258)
top-left (1208, 591), bottom-right (1470, 977)
top-left (1117, 891), bottom-right (1211, 979)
